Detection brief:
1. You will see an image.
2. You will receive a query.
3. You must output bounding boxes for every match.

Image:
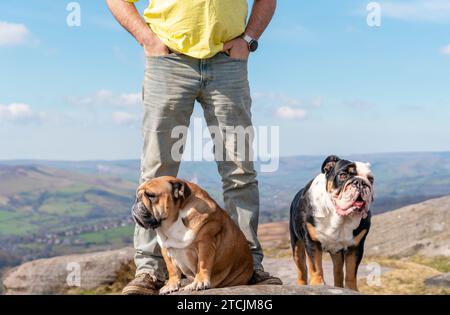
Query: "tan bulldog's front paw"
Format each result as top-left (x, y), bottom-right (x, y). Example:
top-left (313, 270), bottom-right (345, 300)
top-left (182, 278), bottom-right (211, 292)
top-left (159, 280), bottom-right (181, 295)
top-left (310, 276), bottom-right (325, 286)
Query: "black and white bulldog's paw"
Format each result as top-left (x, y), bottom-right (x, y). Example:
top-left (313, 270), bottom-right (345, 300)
top-left (159, 280), bottom-right (181, 295)
top-left (182, 278), bottom-right (211, 291)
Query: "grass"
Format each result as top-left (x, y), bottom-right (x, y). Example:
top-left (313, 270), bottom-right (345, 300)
top-left (264, 244), bottom-right (449, 295)
top-left (359, 257), bottom-right (450, 295)
top-left (0, 210), bottom-right (39, 236)
top-left (409, 256), bottom-right (450, 273)
top-left (18, 243), bottom-right (46, 251)
top-left (0, 210), bottom-right (24, 221)
top-left (57, 184), bottom-right (92, 194)
top-left (0, 220), bottom-right (38, 236)
top-left (38, 200), bottom-right (92, 217)
top-left (79, 225), bottom-right (134, 245)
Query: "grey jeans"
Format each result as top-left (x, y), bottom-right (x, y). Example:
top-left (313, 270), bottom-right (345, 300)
top-left (134, 52), bottom-right (263, 281)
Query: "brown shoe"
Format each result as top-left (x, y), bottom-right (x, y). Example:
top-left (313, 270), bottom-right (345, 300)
top-left (250, 270), bottom-right (283, 285)
top-left (122, 273), bottom-right (165, 295)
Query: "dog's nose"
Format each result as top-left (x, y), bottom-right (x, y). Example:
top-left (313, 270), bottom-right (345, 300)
top-left (352, 178), bottom-right (364, 190)
top-left (131, 201), bottom-right (161, 229)
top-left (146, 216), bottom-right (161, 229)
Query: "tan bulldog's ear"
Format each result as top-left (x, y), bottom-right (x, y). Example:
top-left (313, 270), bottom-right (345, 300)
top-left (136, 181), bottom-right (149, 195)
top-left (170, 179), bottom-right (191, 201)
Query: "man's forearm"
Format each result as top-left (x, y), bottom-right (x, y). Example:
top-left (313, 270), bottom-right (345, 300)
top-left (245, 0), bottom-right (276, 40)
top-left (105, 0), bottom-right (156, 46)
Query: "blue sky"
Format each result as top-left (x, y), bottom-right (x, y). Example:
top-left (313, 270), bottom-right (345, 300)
top-left (1, 0), bottom-right (450, 160)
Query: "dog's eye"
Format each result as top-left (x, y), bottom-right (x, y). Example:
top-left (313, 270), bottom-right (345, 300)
top-left (368, 176), bottom-right (374, 184)
top-left (339, 173), bottom-right (349, 181)
top-left (147, 194), bottom-right (157, 203)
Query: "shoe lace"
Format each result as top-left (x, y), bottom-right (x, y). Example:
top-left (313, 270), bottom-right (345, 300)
top-left (139, 273), bottom-right (157, 283)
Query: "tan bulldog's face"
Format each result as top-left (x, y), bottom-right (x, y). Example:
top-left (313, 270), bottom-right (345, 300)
top-left (132, 176), bottom-right (191, 230)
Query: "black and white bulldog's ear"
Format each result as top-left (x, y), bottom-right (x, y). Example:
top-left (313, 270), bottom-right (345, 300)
top-left (170, 179), bottom-right (191, 201)
top-left (321, 155), bottom-right (341, 174)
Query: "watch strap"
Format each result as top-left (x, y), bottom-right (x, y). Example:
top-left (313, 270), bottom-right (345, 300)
top-left (242, 34), bottom-right (254, 45)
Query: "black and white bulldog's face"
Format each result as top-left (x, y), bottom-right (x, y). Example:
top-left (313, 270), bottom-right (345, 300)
top-left (321, 155), bottom-right (374, 217)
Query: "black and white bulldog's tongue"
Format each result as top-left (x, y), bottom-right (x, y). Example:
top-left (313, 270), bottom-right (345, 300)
top-left (353, 196), bottom-right (366, 209)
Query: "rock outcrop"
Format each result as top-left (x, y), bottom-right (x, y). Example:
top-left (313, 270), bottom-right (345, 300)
top-left (2, 248), bottom-right (134, 295)
top-left (2, 247), bottom-right (361, 295)
top-left (4, 196), bottom-right (449, 295)
top-left (365, 196), bottom-right (450, 257)
top-left (425, 273), bottom-right (450, 288)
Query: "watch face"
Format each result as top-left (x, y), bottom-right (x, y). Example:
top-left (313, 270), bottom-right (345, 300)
top-left (249, 40), bottom-right (258, 52)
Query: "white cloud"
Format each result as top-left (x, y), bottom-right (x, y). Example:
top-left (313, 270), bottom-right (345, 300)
top-left (253, 92), bottom-right (304, 107)
top-left (69, 89), bottom-right (141, 108)
top-left (311, 96), bottom-right (324, 107)
top-left (0, 103), bottom-right (34, 121)
top-left (380, 0), bottom-right (450, 23)
top-left (254, 92), bottom-right (323, 120)
top-left (276, 106), bottom-right (307, 120)
top-left (253, 92), bottom-right (326, 108)
top-left (112, 111), bottom-right (137, 125)
top-left (0, 21), bottom-right (31, 46)
top-left (440, 44), bottom-right (450, 55)
top-left (0, 103), bottom-right (51, 123)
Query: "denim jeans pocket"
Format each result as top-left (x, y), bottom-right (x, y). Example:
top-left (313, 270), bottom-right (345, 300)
top-left (221, 51), bottom-right (248, 62)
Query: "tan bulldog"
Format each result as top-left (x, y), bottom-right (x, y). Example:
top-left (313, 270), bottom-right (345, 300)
top-left (132, 176), bottom-right (253, 294)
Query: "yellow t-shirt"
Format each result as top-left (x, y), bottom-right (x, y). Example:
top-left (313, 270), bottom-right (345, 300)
top-left (127, 0), bottom-right (248, 59)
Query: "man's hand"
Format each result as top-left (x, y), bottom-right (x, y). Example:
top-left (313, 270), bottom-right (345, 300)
top-left (143, 35), bottom-right (169, 57)
top-left (106, 0), bottom-right (169, 57)
top-left (222, 38), bottom-right (250, 61)
top-left (222, 0), bottom-right (276, 61)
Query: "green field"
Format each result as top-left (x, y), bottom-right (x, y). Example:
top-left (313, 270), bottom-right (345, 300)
top-left (0, 220), bottom-right (38, 236)
top-left (0, 210), bottom-right (24, 221)
top-left (79, 225), bottom-right (134, 245)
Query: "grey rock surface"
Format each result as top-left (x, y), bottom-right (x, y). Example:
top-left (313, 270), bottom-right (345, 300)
top-left (425, 272), bottom-right (450, 288)
top-left (3, 249), bottom-right (388, 295)
top-left (2, 247), bottom-right (134, 295)
top-left (263, 257), bottom-right (391, 286)
top-left (365, 196), bottom-right (450, 257)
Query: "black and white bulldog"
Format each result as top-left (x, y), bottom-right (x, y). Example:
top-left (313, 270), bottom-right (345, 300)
top-left (289, 155), bottom-right (374, 291)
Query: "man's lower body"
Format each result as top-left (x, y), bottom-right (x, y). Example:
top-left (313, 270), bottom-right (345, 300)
top-left (123, 52), bottom-right (281, 295)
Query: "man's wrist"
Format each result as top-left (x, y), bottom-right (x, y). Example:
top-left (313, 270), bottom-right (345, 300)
top-left (139, 25), bottom-right (159, 47)
top-left (241, 34), bottom-right (259, 52)
top-left (140, 32), bottom-right (154, 46)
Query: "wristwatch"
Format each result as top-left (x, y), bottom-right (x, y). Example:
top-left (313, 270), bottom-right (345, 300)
top-left (242, 34), bottom-right (259, 52)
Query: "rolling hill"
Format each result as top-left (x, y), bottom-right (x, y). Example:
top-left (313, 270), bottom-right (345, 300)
top-left (364, 195), bottom-right (450, 257)
top-left (4, 151), bottom-right (450, 217)
top-left (0, 165), bottom-right (136, 263)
